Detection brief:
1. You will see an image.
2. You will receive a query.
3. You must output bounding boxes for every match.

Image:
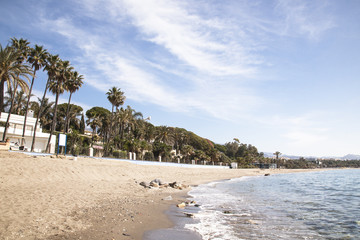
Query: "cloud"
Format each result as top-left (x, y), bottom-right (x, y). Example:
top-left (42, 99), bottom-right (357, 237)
top-left (275, 0), bottom-right (335, 40)
top-left (36, 1), bottom-right (265, 120)
top-left (36, 0), bottom-right (336, 124)
top-left (119, 0), bottom-right (260, 77)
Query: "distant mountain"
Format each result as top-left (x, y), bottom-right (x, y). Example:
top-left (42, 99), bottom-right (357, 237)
top-left (262, 152), bottom-right (360, 160)
top-left (341, 154), bottom-right (360, 160)
top-left (263, 152), bottom-right (303, 159)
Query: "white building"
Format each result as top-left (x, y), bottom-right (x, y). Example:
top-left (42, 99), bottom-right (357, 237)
top-left (0, 112), bottom-right (56, 153)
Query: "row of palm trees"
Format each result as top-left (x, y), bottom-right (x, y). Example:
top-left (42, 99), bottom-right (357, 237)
top-left (5, 89), bottom-right (85, 135)
top-left (1, 37), bottom-right (264, 165)
top-left (85, 93), bottom-right (228, 162)
top-left (0, 38), bottom-right (83, 152)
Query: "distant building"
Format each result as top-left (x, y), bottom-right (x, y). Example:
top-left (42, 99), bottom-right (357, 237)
top-left (0, 112), bottom-right (56, 153)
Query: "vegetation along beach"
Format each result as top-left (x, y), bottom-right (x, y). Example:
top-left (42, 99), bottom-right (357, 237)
top-left (1, 0), bottom-right (360, 239)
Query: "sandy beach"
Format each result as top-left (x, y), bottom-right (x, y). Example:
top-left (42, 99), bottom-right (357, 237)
top-left (0, 151), bottom-right (324, 240)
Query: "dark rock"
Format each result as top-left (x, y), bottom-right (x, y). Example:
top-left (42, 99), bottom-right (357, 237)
top-left (169, 181), bottom-right (177, 188)
top-left (184, 212), bottom-right (194, 218)
top-left (139, 181), bottom-right (149, 188)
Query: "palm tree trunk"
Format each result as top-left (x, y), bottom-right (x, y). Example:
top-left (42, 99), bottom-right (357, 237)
top-left (107, 104), bottom-right (114, 144)
top-left (2, 83), bottom-right (18, 141)
top-left (21, 71), bottom-right (36, 145)
top-left (45, 89), bottom-right (59, 153)
top-left (31, 79), bottom-right (49, 152)
top-left (64, 92), bottom-right (73, 134)
top-left (0, 79), bottom-right (4, 116)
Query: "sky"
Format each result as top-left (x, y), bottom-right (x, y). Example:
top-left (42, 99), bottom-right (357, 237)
top-left (1, 0), bottom-right (359, 157)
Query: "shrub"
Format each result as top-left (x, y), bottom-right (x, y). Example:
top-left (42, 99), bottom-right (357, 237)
top-left (144, 151), bottom-right (155, 161)
top-left (113, 150), bottom-right (127, 159)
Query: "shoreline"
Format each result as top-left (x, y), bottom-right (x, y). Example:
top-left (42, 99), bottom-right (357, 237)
top-left (0, 151), bottom-right (338, 240)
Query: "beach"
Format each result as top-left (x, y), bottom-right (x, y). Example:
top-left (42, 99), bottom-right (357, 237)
top-left (0, 152), bottom-right (324, 240)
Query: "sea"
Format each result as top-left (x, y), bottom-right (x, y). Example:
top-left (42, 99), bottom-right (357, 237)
top-left (145, 169), bottom-right (360, 240)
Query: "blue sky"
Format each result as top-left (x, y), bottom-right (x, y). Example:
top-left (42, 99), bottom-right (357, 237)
top-left (1, 0), bottom-right (359, 157)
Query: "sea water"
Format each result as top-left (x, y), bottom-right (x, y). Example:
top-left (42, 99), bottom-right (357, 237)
top-left (184, 169), bottom-right (360, 240)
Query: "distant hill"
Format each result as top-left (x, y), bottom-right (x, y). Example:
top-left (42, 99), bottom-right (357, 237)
top-left (341, 154), bottom-right (360, 160)
top-left (262, 152), bottom-right (360, 160)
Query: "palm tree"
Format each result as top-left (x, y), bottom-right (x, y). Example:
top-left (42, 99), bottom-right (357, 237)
top-left (63, 71), bottom-right (83, 133)
top-left (182, 145), bottom-right (195, 163)
top-left (2, 84), bottom-right (30, 141)
top-left (274, 151), bottom-right (282, 160)
top-left (143, 122), bottom-right (155, 143)
top-left (57, 103), bottom-right (83, 133)
top-left (0, 44), bottom-right (31, 117)
top-left (30, 97), bottom-right (54, 130)
top-left (115, 106), bottom-right (142, 148)
top-left (106, 87), bottom-right (125, 143)
top-left (125, 106), bottom-right (143, 137)
top-left (106, 87), bottom-right (126, 114)
top-left (172, 128), bottom-right (188, 155)
top-left (1, 40), bottom-right (32, 141)
top-left (115, 107), bottom-right (130, 148)
top-left (45, 60), bottom-right (73, 152)
top-left (86, 113), bottom-right (103, 140)
top-left (13, 89), bottom-right (28, 115)
top-left (22, 45), bottom-right (48, 143)
top-left (31, 54), bottom-right (60, 151)
top-left (155, 126), bottom-right (173, 145)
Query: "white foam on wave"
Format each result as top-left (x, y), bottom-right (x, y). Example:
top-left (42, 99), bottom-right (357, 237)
top-left (184, 210), bottom-right (241, 240)
top-left (186, 180), bottom-right (246, 239)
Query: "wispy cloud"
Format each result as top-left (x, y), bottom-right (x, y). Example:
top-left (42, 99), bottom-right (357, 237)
top-left (275, 0), bottom-right (335, 40)
top-left (36, 0), bottom-right (266, 120)
top-left (119, 0), bottom-right (258, 76)
top-left (37, 0), bottom-right (335, 123)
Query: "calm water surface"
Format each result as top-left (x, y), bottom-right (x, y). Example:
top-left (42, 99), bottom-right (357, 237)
top-left (185, 169), bottom-right (360, 240)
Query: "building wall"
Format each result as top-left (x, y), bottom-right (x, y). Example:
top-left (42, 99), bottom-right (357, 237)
top-left (0, 112), bottom-right (56, 153)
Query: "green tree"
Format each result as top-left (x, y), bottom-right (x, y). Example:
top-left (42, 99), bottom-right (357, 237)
top-left (63, 71), bottom-right (83, 133)
top-left (155, 126), bottom-right (173, 145)
top-left (79, 113), bottom-right (85, 134)
top-left (30, 97), bottom-right (54, 131)
top-left (0, 44), bottom-right (31, 116)
top-left (13, 90), bottom-right (28, 115)
top-left (152, 141), bottom-right (172, 161)
top-left (115, 106), bottom-right (142, 148)
top-left (225, 140), bottom-right (240, 159)
top-left (46, 60), bottom-right (74, 152)
top-left (106, 87), bottom-right (125, 143)
top-left (182, 144), bottom-right (195, 163)
top-left (31, 54), bottom-right (60, 151)
top-left (1, 40), bottom-right (32, 141)
top-left (22, 44), bottom-right (48, 143)
top-left (274, 151), bottom-right (281, 160)
top-left (4, 89), bottom-right (28, 115)
top-left (56, 103), bottom-right (83, 132)
top-left (106, 86), bottom-right (125, 114)
top-left (86, 107), bottom-right (110, 141)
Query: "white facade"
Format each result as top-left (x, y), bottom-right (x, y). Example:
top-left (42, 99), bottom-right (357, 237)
top-left (0, 112), bottom-right (56, 153)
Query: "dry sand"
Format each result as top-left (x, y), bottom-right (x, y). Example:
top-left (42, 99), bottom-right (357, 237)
top-left (0, 151), bottom-right (324, 240)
